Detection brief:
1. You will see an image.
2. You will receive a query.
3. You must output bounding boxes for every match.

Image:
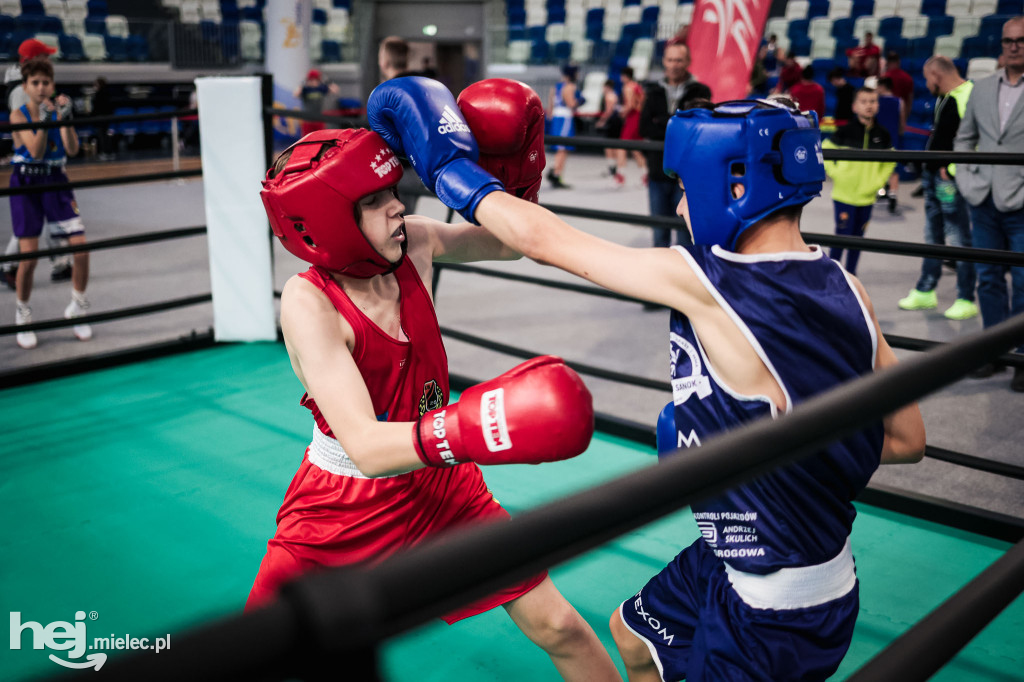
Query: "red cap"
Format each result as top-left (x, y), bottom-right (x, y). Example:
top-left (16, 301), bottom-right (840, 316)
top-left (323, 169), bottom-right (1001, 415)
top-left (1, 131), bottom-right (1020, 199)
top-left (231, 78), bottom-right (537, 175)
top-left (18, 38), bottom-right (56, 62)
top-left (306, 69), bottom-right (322, 81)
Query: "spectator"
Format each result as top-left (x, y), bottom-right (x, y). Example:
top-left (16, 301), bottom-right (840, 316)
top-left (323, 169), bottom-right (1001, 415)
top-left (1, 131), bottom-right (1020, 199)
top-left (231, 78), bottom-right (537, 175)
top-left (883, 52), bottom-right (914, 120)
top-left (594, 78), bottom-right (623, 181)
top-left (90, 77), bottom-right (115, 161)
top-left (10, 57), bottom-right (91, 349)
top-left (828, 67), bottom-right (856, 123)
top-left (293, 69), bottom-right (340, 138)
top-left (2, 38), bottom-right (67, 289)
top-left (775, 50), bottom-right (803, 94)
top-left (639, 39), bottom-right (710, 255)
top-left (789, 65), bottom-right (826, 119)
top-left (617, 66), bottom-right (647, 185)
top-left (953, 16), bottom-right (1024, 390)
top-left (898, 55), bottom-right (978, 320)
top-left (378, 36), bottom-right (433, 211)
top-left (546, 64), bottom-right (579, 189)
top-left (847, 32), bottom-right (881, 78)
top-left (823, 87), bottom-right (896, 275)
top-left (875, 76), bottom-right (904, 213)
top-left (762, 34), bottom-right (780, 76)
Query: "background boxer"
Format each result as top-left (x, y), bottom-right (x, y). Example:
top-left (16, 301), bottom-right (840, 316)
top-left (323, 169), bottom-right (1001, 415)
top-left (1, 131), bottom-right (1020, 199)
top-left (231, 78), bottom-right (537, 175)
top-left (368, 81), bottom-right (926, 681)
top-left (249, 124), bottom-right (619, 681)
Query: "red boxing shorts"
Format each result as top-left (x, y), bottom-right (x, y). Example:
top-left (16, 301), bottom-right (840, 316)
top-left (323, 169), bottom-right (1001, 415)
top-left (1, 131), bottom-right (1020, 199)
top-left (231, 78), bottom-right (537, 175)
top-left (247, 429), bottom-right (546, 623)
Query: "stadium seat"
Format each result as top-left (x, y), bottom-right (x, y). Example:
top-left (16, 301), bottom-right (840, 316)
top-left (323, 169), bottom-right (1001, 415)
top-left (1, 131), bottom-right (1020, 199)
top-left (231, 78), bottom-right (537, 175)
top-left (21, 0), bottom-right (44, 15)
top-left (901, 15), bottom-right (928, 38)
top-left (967, 56), bottom-right (998, 79)
top-left (84, 15), bottom-right (106, 34)
top-left (15, 14), bottom-right (44, 33)
top-left (39, 14), bottom-right (62, 32)
top-left (961, 34), bottom-right (998, 59)
top-left (321, 39), bottom-right (341, 61)
top-left (879, 16), bottom-right (903, 40)
top-left (996, 0), bottom-right (1023, 12)
top-left (832, 16), bottom-right (855, 37)
top-left (103, 33), bottom-right (125, 60)
top-left (808, 0), bottom-right (830, 17)
top-left (507, 39), bottom-right (530, 62)
top-left (851, 0), bottom-right (875, 16)
top-left (788, 18), bottom-right (810, 41)
top-left (33, 32), bottom-right (59, 57)
top-left (81, 32), bottom-right (104, 59)
top-left (126, 33), bottom-right (148, 61)
top-left (829, 0), bottom-right (854, 17)
top-left (934, 33), bottom-right (961, 56)
top-left (979, 14), bottom-right (1010, 39)
top-left (853, 15), bottom-right (880, 37)
top-left (921, 0), bottom-right (947, 13)
top-left (896, 0), bottom-right (923, 14)
top-left (86, 0), bottom-right (107, 16)
top-left (812, 36), bottom-right (837, 58)
top-left (239, 19), bottom-right (260, 60)
top-left (105, 14), bottom-right (128, 37)
top-left (766, 17), bottom-right (789, 39)
top-left (810, 17), bottom-right (833, 40)
top-left (57, 32), bottom-right (83, 60)
top-left (926, 15), bottom-right (954, 37)
top-left (944, 0), bottom-right (971, 13)
top-left (785, 0), bottom-right (809, 19)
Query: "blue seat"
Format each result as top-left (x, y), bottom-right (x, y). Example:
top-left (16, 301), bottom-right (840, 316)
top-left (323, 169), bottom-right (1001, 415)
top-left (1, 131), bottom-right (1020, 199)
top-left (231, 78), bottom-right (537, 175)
top-left (851, 0), bottom-right (874, 17)
top-left (953, 57), bottom-right (967, 75)
top-left (961, 34), bottom-right (999, 59)
top-left (641, 5), bottom-right (659, 22)
top-left (84, 15), bottom-right (106, 34)
top-left (910, 97), bottom-right (934, 125)
top-left (909, 36), bottom-right (935, 58)
top-left (311, 8), bottom-right (326, 23)
top-left (220, 5), bottom-right (238, 22)
top-left (997, 0), bottom-right (1024, 14)
top-left (126, 33), bottom-right (148, 61)
top-left (622, 22), bottom-right (645, 40)
top-left (240, 6), bottom-right (261, 21)
top-left (528, 40), bottom-right (548, 64)
top-left (112, 106), bottom-right (137, 137)
top-left (86, 0), bottom-right (107, 16)
top-left (921, 0), bottom-right (947, 13)
top-left (585, 22), bottom-right (603, 41)
top-left (321, 39), bottom-right (341, 61)
top-left (548, 7), bottom-right (566, 22)
top-left (787, 18), bottom-right (809, 41)
top-left (20, 0), bottom-right (44, 15)
top-left (0, 16), bottom-right (12, 34)
top-left (508, 24), bottom-right (525, 40)
top-left (137, 105), bottom-right (161, 136)
top-left (0, 32), bottom-right (14, 61)
top-left (15, 14), bottom-right (44, 33)
top-left (979, 15), bottom-right (1010, 39)
top-left (104, 34), bottom-right (126, 60)
top-left (807, 0), bottom-right (829, 17)
top-left (220, 20), bottom-right (239, 60)
top-left (527, 24), bottom-right (545, 42)
top-left (552, 40), bottom-right (571, 60)
top-left (832, 17), bottom-right (854, 38)
top-left (333, 0), bottom-right (349, 8)
top-left (812, 57), bottom-right (836, 75)
top-left (878, 16), bottom-right (903, 40)
top-left (927, 15), bottom-right (954, 38)
top-left (40, 14), bottom-right (62, 33)
top-left (789, 36), bottom-right (812, 56)
top-left (59, 33), bottom-right (84, 61)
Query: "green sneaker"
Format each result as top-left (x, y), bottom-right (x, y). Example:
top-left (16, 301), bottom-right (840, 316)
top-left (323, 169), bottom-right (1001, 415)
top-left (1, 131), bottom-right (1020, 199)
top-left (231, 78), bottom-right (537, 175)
top-left (897, 289), bottom-right (938, 310)
top-left (943, 298), bottom-right (979, 320)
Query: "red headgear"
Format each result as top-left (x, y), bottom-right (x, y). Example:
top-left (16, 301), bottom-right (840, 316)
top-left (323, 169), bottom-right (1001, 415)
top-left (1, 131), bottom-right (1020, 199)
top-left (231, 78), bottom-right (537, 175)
top-left (261, 129), bottom-right (405, 277)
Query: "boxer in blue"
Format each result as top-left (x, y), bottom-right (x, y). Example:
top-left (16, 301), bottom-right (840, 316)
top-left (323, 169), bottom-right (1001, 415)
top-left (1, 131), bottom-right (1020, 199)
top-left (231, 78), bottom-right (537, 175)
top-left (368, 80), bottom-right (927, 681)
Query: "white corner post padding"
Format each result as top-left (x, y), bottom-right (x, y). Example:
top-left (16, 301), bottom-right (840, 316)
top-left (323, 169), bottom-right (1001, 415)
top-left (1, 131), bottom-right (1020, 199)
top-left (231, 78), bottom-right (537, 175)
top-left (196, 76), bottom-right (277, 342)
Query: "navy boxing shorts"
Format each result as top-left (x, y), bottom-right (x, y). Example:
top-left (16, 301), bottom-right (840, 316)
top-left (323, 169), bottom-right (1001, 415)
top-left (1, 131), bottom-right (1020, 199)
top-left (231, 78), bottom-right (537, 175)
top-left (10, 165), bottom-right (84, 239)
top-left (617, 538), bottom-right (859, 682)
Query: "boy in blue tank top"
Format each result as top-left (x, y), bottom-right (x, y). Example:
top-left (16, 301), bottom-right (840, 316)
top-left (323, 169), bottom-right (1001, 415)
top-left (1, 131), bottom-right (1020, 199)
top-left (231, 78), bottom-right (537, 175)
top-left (370, 87), bottom-right (928, 681)
top-left (9, 57), bottom-right (91, 349)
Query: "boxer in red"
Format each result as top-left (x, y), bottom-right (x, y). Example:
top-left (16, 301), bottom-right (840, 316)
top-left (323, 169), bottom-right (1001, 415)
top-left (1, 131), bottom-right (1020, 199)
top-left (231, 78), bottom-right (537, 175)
top-left (248, 81), bottom-right (620, 682)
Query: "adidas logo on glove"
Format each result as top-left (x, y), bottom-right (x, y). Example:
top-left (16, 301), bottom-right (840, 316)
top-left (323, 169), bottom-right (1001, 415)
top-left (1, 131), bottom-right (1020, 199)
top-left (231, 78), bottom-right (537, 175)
top-left (437, 105), bottom-right (471, 134)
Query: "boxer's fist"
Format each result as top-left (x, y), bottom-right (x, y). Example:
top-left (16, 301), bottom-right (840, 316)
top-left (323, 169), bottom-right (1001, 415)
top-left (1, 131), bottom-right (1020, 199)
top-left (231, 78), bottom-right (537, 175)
top-left (413, 355), bottom-right (594, 467)
top-left (458, 79), bottom-right (546, 203)
top-left (367, 77), bottom-right (503, 222)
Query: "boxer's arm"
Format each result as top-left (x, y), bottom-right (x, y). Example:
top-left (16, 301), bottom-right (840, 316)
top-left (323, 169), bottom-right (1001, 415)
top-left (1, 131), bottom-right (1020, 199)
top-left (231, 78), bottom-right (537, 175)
top-left (848, 276), bottom-right (926, 464)
top-left (280, 276), bottom-right (428, 477)
top-left (406, 215), bottom-right (520, 265)
top-left (10, 107), bottom-right (47, 160)
top-left (474, 191), bottom-right (712, 315)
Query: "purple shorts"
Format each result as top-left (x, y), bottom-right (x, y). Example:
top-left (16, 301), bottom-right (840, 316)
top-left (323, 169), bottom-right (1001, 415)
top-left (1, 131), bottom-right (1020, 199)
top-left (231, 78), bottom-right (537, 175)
top-left (9, 166), bottom-right (84, 239)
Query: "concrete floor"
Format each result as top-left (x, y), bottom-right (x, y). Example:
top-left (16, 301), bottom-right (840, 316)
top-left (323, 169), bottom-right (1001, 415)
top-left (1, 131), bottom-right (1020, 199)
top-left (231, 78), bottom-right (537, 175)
top-left (1, 152), bottom-right (1021, 519)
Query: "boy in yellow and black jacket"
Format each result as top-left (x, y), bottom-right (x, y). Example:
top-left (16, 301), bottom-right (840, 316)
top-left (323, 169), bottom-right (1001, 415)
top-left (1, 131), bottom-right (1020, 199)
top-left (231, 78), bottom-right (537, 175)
top-left (822, 86), bottom-right (896, 275)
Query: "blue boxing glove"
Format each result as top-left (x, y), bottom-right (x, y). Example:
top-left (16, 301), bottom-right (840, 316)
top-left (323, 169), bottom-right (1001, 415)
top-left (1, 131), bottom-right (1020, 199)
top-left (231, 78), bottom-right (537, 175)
top-left (367, 77), bottom-right (504, 223)
top-left (656, 401), bottom-right (677, 460)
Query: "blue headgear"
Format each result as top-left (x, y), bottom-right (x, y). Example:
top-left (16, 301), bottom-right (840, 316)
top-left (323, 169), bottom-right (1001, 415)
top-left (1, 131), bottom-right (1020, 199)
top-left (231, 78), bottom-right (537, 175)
top-left (663, 99), bottom-right (825, 250)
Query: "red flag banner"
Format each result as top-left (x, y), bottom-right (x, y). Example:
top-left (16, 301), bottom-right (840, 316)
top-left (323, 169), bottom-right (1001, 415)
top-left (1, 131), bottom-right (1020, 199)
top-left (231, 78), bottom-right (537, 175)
top-left (686, 0), bottom-right (772, 101)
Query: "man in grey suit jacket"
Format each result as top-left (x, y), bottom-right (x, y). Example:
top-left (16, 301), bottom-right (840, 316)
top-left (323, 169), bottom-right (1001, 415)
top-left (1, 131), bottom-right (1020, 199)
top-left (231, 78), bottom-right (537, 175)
top-left (954, 15), bottom-right (1024, 392)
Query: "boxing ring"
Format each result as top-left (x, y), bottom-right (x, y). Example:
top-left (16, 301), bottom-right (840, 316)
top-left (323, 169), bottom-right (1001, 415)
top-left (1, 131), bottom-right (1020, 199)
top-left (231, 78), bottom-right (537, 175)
top-left (2, 80), bottom-right (1023, 681)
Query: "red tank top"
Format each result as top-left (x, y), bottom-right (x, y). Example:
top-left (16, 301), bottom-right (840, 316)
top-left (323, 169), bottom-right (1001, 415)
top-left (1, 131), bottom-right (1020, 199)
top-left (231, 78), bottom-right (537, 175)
top-left (297, 260), bottom-right (449, 436)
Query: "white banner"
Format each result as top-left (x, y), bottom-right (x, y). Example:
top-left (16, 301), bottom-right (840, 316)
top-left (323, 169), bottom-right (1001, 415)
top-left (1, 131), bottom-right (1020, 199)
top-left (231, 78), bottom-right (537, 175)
top-left (196, 77), bottom-right (276, 342)
top-left (265, 0), bottom-right (312, 141)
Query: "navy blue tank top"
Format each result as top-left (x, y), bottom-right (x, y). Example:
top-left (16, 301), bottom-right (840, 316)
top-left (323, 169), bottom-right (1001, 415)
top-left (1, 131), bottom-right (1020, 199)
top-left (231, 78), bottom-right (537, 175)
top-left (669, 244), bottom-right (884, 573)
top-left (12, 104), bottom-right (66, 165)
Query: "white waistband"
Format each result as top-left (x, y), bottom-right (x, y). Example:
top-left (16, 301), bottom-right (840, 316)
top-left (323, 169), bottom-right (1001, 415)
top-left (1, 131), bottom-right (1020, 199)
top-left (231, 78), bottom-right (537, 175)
top-left (306, 427), bottom-right (401, 479)
top-left (724, 538), bottom-right (856, 610)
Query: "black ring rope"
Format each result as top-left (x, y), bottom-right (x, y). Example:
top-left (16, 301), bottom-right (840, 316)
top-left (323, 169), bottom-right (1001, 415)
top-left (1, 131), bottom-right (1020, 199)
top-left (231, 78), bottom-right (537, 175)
top-left (0, 294), bottom-right (211, 336)
top-left (65, 313), bottom-right (1024, 682)
top-left (0, 225), bottom-right (206, 264)
top-left (0, 168), bottom-right (203, 196)
top-left (846, 536), bottom-right (1024, 681)
top-left (440, 325), bottom-right (667, 390)
top-left (0, 107), bottom-right (199, 133)
top-left (886, 333), bottom-right (1024, 368)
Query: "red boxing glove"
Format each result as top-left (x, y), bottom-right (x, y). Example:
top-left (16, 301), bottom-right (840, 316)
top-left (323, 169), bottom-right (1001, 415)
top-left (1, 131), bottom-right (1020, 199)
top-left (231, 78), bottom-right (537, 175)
top-left (457, 78), bottom-right (546, 203)
top-left (413, 355), bottom-right (593, 467)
